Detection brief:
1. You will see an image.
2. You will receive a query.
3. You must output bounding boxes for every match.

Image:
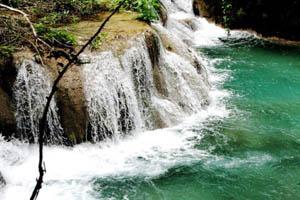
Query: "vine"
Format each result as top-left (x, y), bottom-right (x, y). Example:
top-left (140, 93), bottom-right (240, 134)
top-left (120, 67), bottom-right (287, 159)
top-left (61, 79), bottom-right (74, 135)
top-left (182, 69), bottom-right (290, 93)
top-left (221, 0), bottom-right (232, 36)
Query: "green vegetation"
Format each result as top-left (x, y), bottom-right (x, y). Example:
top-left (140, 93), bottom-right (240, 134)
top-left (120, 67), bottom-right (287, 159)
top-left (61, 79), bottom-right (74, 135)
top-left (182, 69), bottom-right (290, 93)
top-left (0, 0), bottom-right (160, 55)
top-left (199, 0), bottom-right (300, 40)
top-left (91, 32), bottom-right (108, 50)
top-left (0, 45), bottom-right (15, 58)
top-left (38, 12), bottom-right (80, 26)
top-left (116, 0), bottom-right (160, 22)
top-left (221, 0), bottom-right (232, 35)
top-left (35, 24), bottom-right (77, 46)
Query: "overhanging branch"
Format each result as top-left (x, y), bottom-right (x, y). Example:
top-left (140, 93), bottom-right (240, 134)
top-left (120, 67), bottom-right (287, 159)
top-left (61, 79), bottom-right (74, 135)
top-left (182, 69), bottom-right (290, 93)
top-left (29, 1), bottom-right (126, 200)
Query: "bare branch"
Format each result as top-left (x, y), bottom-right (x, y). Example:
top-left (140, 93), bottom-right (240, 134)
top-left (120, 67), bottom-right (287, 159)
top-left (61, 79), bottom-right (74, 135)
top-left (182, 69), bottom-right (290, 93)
top-left (29, 1), bottom-right (126, 200)
top-left (0, 3), bottom-right (38, 37)
top-left (0, 3), bottom-right (51, 49)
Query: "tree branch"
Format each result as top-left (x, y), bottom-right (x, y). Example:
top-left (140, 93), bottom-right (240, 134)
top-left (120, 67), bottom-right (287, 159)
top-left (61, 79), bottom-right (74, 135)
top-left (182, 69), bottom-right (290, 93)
top-left (0, 3), bottom-right (38, 37)
top-left (29, 2), bottom-right (126, 200)
top-left (0, 3), bottom-right (51, 49)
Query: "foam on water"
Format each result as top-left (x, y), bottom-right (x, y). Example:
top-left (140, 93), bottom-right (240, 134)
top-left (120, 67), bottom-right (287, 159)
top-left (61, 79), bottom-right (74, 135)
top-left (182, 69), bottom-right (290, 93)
top-left (160, 0), bottom-right (256, 47)
top-left (0, 52), bottom-right (231, 199)
top-left (205, 153), bottom-right (275, 169)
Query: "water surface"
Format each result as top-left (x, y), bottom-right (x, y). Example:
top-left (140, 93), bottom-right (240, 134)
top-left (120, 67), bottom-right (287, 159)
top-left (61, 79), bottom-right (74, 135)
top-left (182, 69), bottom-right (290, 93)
top-left (93, 38), bottom-right (300, 200)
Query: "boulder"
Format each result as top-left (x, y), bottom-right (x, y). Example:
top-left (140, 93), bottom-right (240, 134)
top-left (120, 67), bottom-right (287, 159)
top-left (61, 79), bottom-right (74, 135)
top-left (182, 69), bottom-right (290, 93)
top-left (56, 66), bottom-right (88, 144)
top-left (0, 88), bottom-right (16, 138)
top-left (0, 56), bottom-right (17, 138)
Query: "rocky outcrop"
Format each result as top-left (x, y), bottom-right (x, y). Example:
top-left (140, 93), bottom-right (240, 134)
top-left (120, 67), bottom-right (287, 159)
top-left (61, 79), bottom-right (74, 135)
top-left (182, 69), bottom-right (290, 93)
top-left (0, 13), bottom-right (160, 144)
top-left (0, 56), bottom-right (17, 138)
top-left (55, 13), bottom-right (155, 142)
top-left (193, 0), bottom-right (210, 18)
top-left (145, 31), bottom-right (168, 97)
top-left (0, 11), bottom-right (208, 144)
top-left (194, 0), bottom-right (300, 41)
top-left (56, 66), bottom-right (87, 144)
top-left (0, 56), bottom-right (16, 97)
top-left (0, 88), bottom-right (16, 138)
top-left (158, 3), bottom-right (168, 26)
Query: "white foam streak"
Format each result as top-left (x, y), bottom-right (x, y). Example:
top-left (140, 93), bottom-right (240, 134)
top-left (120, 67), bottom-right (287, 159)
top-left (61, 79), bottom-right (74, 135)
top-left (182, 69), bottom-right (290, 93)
top-left (0, 125), bottom-right (208, 199)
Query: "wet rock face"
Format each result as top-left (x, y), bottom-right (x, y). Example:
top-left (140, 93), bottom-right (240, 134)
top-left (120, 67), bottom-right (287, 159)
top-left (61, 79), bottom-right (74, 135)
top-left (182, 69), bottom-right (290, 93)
top-left (158, 3), bottom-right (168, 25)
top-left (193, 0), bottom-right (201, 16)
top-left (0, 88), bottom-right (16, 138)
top-left (0, 57), bottom-right (17, 138)
top-left (0, 56), bottom-right (17, 98)
top-left (0, 13), bottom-right (153, 144)
top-left (145, 31), bottom-right (168, 97)
top-left (194, 0), bottom-right (300, 41)
top-left (0, 171), bottom-right (6, 188)
top-left (57, 66), bottom-right (87, 145)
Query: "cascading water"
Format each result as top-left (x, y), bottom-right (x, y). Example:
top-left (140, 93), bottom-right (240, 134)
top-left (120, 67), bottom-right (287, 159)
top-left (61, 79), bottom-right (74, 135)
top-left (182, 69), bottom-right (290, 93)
top-left (120, 39), bottom-right (156, 129)
top-left (0, 0), bottom-right (237, 199)
top-left (82, 51), bottom-right (143, 141)
top-left (160, 0), bottom-right (253, 46)
top-left (83, 32), bottom-right (211, 140)
top-left (13, 60), bottom-right (64, 144)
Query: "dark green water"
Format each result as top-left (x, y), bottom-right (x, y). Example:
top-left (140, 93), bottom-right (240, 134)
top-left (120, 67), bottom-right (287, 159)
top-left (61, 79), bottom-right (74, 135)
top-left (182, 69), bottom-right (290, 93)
top-left (94, 39), bottom-right (300, 200)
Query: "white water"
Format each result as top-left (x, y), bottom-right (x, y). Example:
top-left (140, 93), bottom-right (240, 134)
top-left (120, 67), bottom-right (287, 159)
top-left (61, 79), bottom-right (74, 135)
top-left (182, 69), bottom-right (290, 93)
top-left (82, 51), bottom-right (143, 141)
top-left (0, 60), bottom-right (230, 200)
top-left (0, 0), bottom-right (238, 199)
top-left (13, 60), bottom-right (64, 144)
top-left (82, 32), bottom-right (211, 139)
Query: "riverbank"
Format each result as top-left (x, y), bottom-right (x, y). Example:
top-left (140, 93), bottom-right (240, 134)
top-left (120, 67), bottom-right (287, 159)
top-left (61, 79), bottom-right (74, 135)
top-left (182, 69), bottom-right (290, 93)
top-left (193, 0), bottom-right (300, 41)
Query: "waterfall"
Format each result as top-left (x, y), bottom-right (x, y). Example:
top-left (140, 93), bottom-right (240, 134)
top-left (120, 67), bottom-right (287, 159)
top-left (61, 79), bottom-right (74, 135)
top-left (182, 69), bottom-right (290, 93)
top-left (78, 0), bottom-right (220, 141)
top-left (0, 0), bottom-right (239, 199)
top-left (82, 32), bottom-right (211, 140)
top-left (13, 60), bottom-right (64, 144)
top-left (121, 39), bottom-right (158, 129)
top-left (160, 0), bottom-right (193, 13)
top-left (8, 0), bottom-right (233, 143)
top-left (160, 0), bottom-right (233, 46)
top-left (5, 0), bottom-right (229, 143)
top-left (82, 51), bottom-right (143, 141)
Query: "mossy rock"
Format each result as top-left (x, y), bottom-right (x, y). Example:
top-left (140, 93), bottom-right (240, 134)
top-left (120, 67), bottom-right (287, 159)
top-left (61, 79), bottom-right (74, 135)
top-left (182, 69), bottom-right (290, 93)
top-left (66, 12), bottom-right (151, 55)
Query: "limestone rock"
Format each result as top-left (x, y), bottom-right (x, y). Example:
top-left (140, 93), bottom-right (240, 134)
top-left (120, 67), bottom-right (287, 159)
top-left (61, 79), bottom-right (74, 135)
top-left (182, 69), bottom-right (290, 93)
top-left (57, 66), bottom-right (87, 144)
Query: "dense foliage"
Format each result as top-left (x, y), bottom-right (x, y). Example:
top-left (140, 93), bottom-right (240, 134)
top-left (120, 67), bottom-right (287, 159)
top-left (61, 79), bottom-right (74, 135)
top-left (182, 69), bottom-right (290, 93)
top-left (195, 0), bottom-right (300, 40)
top-left (35, 24), bottom-right (77, 47)
top-left (116, 0), bottom-right (160, 22)
top-left (0, 45), bottom-right (14, 58)
top-left (0, 0), bottom-right (160, 55)
top-left (1, 0), bottom-right (160, 22)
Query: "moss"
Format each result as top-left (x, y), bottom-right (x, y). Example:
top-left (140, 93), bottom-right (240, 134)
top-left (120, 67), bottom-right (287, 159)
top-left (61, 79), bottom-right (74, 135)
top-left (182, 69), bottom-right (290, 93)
top-left (68, 132), bottom-right (77, 144)
top-left (0, 46), bottom-right (15, 58)
top-left (91, 32), bottom-right (108, 50)
top-left (35, 23), bottom-right (77, 46)
top-left (38, 12), bottom-right (80, 26)
top-left (66, 12), bottom-right (151, 54)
